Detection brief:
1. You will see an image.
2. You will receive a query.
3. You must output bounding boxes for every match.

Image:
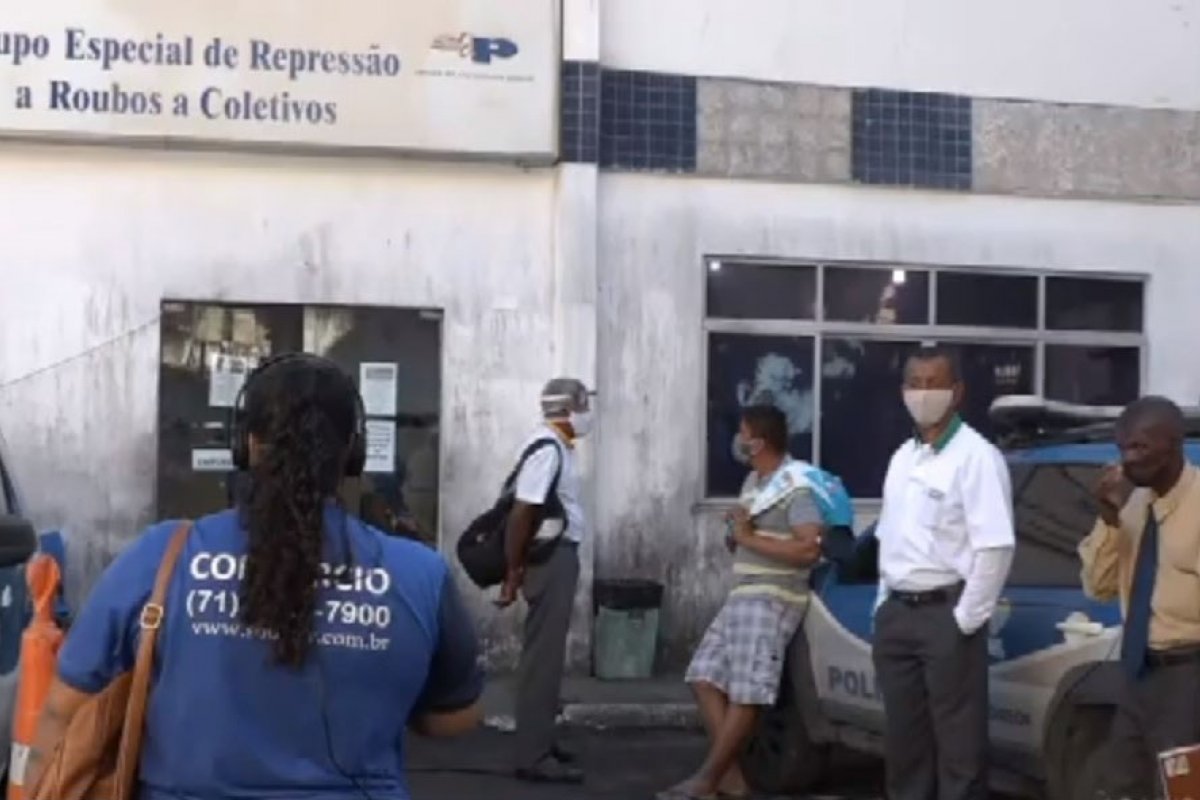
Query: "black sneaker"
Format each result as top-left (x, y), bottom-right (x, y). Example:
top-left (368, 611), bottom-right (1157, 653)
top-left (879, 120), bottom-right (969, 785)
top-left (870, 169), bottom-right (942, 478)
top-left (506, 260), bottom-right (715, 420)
top-left (550, 744), bottom-right (578, 764)
top-left (515, 756), bottom-right (584, 785)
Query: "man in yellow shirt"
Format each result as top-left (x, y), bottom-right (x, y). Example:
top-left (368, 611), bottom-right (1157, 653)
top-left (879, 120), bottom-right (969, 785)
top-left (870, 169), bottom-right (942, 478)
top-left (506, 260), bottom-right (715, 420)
top-left (1079, 396), bottom-right (1200, 800)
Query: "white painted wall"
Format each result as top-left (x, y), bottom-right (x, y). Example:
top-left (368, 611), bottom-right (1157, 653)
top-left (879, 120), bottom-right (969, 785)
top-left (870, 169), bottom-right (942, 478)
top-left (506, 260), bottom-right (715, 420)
top-left (596, 172), bottom-right (1200, 662)
top-left (602, 0), bottom-right (1200, 110)
top-left (0, 143), bottom-right (575, 666)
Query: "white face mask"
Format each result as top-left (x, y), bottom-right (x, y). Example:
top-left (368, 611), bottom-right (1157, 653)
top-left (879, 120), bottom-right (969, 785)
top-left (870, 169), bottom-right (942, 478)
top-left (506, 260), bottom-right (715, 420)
top-left (569, 410), bottom-right (594, 438)
top-left (903, 389), bottom-right (955, 428)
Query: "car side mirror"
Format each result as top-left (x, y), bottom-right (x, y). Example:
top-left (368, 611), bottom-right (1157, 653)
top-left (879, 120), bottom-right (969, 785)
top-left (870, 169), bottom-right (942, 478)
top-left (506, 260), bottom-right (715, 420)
top-left (0, 515), bottom-right (38, 568)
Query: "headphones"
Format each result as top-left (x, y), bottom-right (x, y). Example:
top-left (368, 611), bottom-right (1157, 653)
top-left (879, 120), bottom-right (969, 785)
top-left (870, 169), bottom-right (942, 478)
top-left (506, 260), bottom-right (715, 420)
top-left (230, 352), bottom-right (368, 477)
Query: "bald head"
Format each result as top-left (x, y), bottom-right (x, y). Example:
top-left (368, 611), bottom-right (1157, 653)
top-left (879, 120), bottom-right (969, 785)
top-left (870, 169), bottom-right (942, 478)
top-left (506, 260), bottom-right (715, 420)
top-left (1117, 396), bottom-right (1184, 441)
top-left (1115, 395), bottom-right (1186, 492)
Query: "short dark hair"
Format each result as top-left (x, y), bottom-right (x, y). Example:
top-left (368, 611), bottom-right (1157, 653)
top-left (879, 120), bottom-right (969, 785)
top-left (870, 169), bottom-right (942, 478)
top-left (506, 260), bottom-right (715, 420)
top-left (741, 405), bottom-right (789, 454)
top-left (1117, 395), bottom-right (1184, 439)
top-left (906, 344), bottom-right (962, 383)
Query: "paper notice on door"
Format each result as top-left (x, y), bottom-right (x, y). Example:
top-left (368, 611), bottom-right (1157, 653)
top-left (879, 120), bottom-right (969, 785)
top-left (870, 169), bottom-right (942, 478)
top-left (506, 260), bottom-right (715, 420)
top-left (192, 449), bottom-right (234, 472)
top-left (209, 354), bottom-right (252, 408)
top-left (359, 362), bottom-right (398, 417)
top-left (364, 420), bottom-right (396, 474)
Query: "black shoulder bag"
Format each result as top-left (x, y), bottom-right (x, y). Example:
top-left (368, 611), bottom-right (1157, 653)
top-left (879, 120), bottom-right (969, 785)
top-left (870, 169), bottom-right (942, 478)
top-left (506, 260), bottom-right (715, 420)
top-left (456, 438), bottom-right (565, 589)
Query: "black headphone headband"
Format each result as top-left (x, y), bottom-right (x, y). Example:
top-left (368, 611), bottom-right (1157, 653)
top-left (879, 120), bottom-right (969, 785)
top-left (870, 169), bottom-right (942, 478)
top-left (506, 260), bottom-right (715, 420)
top-left (229, 352), bottom-right (367, 477)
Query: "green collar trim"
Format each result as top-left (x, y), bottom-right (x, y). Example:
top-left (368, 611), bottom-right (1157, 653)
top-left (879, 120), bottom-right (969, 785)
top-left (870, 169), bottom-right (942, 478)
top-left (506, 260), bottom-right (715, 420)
top-left (915, 414), bottom-right (963, 453)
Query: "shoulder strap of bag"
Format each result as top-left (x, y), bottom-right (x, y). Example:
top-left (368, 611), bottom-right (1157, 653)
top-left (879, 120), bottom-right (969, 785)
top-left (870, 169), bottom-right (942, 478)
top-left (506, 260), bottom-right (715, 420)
top-left (501, 438), bottom-right (560, 494)
top-left (113, 521), bottom-right (192, 798)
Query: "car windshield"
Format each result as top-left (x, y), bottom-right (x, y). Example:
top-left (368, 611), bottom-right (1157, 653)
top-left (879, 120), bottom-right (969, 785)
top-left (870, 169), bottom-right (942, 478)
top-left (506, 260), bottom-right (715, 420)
top-left (1008, 461), bottom-right (1104, 586)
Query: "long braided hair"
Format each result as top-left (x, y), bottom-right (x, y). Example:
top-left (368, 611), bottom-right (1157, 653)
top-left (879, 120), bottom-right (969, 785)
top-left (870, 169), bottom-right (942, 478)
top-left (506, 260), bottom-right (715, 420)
top-left (238, 358), bottom-right (357, 667)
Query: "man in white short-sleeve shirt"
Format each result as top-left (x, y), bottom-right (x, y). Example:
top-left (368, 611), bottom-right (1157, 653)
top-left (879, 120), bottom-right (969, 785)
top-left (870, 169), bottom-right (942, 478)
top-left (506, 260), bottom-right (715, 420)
top-left (872, 345), bottom-right (1015, 800)
top-left (496, 377), bottom-right (594, 785)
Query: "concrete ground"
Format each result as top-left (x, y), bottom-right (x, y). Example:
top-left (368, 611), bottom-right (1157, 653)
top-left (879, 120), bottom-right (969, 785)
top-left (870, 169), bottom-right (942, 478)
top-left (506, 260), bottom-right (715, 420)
top-left (407, 726), bottom-right (884, 800)
top-left (407, 675), bottom-right (1020, 800)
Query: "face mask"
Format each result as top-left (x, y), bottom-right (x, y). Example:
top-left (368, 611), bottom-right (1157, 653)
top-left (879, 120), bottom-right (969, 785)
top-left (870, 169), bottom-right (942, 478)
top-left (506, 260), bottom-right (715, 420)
top-left (903, 389), bottom-right (955, 428)
top-left (569, 410), bottom-right (594, 438)
top-left (731, 436), bottom-right (761, 465)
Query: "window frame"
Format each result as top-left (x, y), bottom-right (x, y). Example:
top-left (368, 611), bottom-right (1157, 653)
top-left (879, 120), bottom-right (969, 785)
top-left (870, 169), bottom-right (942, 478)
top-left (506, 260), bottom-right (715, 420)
top-left (701, 258), bottom-right (1147, 501)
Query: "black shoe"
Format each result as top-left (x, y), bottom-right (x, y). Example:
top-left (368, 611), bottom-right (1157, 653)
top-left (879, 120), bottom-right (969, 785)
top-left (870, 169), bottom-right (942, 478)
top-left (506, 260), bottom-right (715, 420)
top-left (515, 757), bottom-right (584, 785)
top-left (550, 744), bottom-right (578, 764)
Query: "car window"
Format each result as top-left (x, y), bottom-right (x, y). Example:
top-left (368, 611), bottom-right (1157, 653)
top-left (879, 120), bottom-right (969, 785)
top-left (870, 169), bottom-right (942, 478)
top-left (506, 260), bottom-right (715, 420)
top-left (1008, 462), bottom-right (1103, 587)
top-left (0, 442), bottom-right (12, 515)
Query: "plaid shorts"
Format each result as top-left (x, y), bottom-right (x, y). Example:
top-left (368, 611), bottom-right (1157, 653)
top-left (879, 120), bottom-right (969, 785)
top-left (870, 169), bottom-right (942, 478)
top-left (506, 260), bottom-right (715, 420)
top-left (685, 594), bottom-right (807, 706)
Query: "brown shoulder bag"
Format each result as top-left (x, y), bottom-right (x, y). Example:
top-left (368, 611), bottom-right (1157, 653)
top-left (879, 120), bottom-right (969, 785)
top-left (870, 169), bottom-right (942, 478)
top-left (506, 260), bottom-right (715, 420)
top-left (28, 522), bottom-right (191, 800)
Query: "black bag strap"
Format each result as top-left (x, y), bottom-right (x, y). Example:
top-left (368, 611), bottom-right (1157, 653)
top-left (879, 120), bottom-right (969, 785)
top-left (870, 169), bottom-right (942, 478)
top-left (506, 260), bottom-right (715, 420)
top-left (502, 437), bottom-right (564, 506)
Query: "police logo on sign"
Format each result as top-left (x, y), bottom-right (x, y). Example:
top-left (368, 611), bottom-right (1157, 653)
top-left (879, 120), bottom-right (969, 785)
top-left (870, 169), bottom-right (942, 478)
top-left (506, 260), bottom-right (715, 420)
top-left (430, 32), bottom-right (518, 64)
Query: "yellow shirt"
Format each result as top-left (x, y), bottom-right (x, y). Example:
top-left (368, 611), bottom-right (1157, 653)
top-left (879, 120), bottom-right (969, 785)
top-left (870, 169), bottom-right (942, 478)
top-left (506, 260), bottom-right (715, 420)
top-left (1078, 464), bottom-right (1200, 650)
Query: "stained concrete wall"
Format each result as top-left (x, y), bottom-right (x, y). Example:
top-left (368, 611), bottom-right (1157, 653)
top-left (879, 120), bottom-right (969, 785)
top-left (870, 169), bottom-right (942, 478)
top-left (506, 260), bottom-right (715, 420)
top-left (0, 143), bottom-right (598, 670)
top-left (595, 172), bottom-right (1200, 668)
top-left (602, 0), bottom-right (1200, 110)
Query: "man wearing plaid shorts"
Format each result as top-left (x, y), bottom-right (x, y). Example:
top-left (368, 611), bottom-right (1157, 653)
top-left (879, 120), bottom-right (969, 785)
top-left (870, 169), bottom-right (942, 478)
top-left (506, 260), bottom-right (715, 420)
top-left (659, 405), bottom-right (824, 800)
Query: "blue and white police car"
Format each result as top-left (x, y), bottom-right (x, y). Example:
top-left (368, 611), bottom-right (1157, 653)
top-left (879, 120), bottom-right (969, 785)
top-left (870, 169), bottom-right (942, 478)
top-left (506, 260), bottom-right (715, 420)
top-left (741, 396), bottom-right (1200, 800)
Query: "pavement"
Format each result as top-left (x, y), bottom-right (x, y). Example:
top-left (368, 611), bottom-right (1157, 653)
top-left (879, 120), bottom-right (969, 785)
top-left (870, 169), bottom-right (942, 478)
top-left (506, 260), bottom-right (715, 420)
top-left (409, 675), bottom-right (1017, 800)
top-left (478, 674), bottom-right (700, 732)
top-left (407, 674), bottom-right (883, 800)
top-left (407, 726), bottom-right (885, 800)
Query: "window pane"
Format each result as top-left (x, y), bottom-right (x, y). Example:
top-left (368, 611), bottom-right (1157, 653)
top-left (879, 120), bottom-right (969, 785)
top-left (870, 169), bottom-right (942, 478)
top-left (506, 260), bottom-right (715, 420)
top-left (706, 333), bottom-right (815, 496)
top-left (935, 272), bottom-right (1038, 329)
top-left (955, 344), bottom-right (1035, 440)
top-left (1046, 277), bottom-right (1143, 332)
top-left (820, 339), bottom-right (922, 497)
top-left (1008, 463), bottom-right (1103, 586)
top-left (706, 262), bottom-right (817, 320)
top-left (1046, 346), bottom-right (1140, 406)
top-left (824, 267), bottom-right (930, 325)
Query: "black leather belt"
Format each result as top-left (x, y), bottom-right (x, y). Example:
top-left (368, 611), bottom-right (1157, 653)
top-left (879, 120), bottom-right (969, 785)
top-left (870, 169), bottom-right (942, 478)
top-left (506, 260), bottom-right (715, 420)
top-left (1146, 645), bottom-right (1200, 669)
top-left (889, 584), bottom-right (962, 607)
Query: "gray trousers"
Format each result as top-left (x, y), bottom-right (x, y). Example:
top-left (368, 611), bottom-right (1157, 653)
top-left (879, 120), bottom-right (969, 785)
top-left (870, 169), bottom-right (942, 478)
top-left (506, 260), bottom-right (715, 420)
top-left (872, 594), bottom-right (989, 800)
top-left (1103, 656), bottom-right (1200, 800)
top-left (515, 541), bottom-right (580, 769)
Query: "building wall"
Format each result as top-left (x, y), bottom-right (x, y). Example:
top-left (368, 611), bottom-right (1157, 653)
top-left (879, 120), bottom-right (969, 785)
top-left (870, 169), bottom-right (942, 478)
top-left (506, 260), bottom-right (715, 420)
top-left (602, 0), bottom-right (1200, 109)
top-left (595, 173), bottom-right (1200, 666)
top-left (2, 0), bottom-right (1199, 676)
top-left (0, 143), bottom-right (591, 668)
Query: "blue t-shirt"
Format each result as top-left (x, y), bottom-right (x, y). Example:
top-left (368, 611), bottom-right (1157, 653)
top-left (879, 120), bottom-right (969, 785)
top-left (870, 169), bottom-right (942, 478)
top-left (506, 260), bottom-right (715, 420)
top-left (57, 506), bottom-right (482, 800)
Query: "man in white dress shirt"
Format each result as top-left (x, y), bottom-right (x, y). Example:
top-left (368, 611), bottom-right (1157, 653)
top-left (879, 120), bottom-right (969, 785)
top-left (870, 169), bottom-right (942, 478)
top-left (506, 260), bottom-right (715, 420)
top-left (872, 345), bottom-right (1015, 800)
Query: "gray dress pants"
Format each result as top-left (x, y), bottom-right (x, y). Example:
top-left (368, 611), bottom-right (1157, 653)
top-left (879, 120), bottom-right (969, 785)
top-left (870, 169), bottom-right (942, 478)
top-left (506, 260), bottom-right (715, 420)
top-left (872, 592), bottom-right (990, 800)
top-left (514, 541), bottom-right (580, 770)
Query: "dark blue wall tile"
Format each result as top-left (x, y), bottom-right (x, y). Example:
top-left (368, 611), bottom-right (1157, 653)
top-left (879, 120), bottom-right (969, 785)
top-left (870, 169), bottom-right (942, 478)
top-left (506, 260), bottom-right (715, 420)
top-left (561, 60), bottom-right (601, 164)
top-left (599, 69), bottom-right (696, 172)
top-left (851, 88), bottom-right (972, 190)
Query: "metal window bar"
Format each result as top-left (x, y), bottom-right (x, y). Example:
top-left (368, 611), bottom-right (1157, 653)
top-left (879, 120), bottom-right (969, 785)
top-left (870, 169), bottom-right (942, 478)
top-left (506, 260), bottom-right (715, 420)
top-left (699, 257), bottom-right (1148, 500)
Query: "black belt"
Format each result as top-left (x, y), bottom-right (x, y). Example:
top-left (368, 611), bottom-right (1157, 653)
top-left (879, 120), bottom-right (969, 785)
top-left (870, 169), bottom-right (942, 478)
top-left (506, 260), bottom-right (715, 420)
top-left (1145, 645), bottom-right (1200, 669)
top-left (889, 584), bottom-right (962, 607)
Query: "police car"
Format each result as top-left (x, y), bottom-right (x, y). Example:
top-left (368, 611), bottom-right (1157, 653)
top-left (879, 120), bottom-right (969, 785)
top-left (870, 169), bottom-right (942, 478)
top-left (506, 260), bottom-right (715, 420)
top-left (740, 396), bottom-right (1200, 800)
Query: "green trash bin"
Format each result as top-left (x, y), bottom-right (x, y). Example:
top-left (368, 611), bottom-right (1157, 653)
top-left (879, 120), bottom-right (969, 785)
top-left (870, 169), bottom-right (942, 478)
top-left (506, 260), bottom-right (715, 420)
top-left (593, 579), bottom-right (664, 680)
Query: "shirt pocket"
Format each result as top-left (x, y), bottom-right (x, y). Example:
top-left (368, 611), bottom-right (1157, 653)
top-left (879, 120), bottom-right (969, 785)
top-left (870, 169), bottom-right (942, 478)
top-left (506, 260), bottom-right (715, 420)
top-left (910, 474), bottom-right (950, 531)
top-left (1161, 525), bottom-right (1200, 576)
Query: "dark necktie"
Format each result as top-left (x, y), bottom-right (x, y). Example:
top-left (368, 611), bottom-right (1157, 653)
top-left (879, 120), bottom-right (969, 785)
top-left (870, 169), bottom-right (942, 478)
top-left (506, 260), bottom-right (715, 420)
top-left (1120, 514), bottom-right (1159, 680)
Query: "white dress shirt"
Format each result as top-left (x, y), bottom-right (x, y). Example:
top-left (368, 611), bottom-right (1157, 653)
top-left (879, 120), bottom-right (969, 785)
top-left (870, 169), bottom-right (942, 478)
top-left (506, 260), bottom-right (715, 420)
top-left (875, 417), bottom-right (1016, 635)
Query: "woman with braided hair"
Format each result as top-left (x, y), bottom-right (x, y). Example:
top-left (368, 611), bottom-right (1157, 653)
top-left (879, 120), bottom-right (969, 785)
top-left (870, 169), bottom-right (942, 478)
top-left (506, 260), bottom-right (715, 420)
top-left (27, 353), bottom-right (482, 800)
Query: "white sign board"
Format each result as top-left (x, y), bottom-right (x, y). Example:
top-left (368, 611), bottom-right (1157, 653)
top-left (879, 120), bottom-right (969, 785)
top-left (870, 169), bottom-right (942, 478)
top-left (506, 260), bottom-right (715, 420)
top-left (364, 420), bottom-right (396, 474)
top-left (359, 362), bottom-right (398, 417)
top-left (0, 0), bottom-right (560, 159)
top-left (192, 448), bottom-right (234, 472)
